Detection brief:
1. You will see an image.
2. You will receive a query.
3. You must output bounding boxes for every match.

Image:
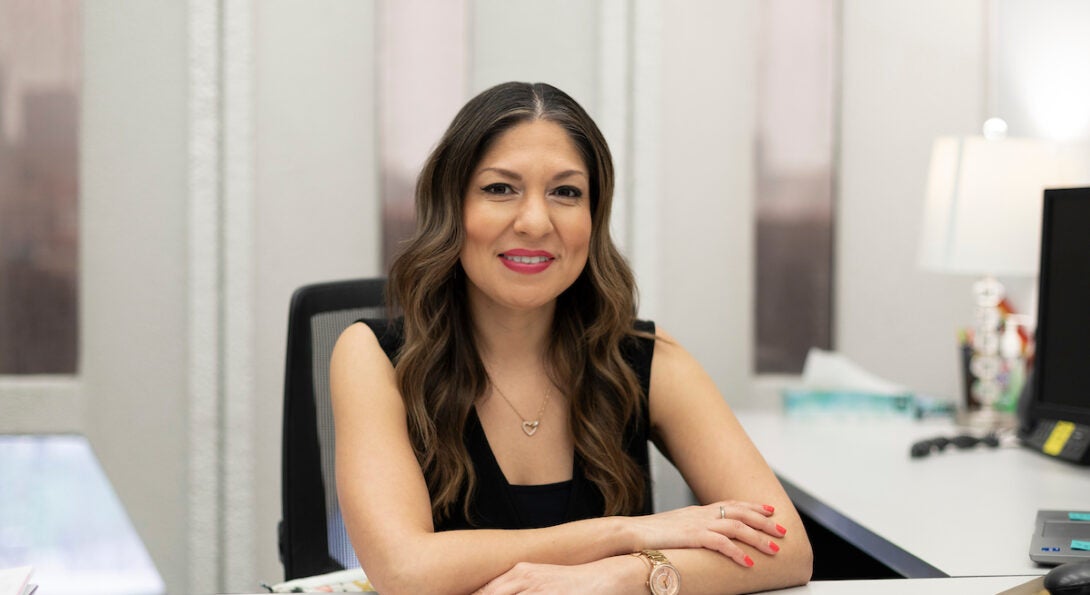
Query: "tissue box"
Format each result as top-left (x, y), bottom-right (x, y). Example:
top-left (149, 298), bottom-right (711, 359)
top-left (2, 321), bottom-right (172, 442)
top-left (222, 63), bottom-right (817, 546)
top-left (781, 389), bottom-right (917, 417)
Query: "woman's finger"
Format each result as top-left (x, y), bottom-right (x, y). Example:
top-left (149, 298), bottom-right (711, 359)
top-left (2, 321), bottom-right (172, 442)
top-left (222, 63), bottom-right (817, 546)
top-left (710, 502), bottom-right (787, 539)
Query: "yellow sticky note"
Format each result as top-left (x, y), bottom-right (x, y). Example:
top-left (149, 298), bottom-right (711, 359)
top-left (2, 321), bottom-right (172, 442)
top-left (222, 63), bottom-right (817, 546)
top-left (1044, 421), bottom-right (1076, 456)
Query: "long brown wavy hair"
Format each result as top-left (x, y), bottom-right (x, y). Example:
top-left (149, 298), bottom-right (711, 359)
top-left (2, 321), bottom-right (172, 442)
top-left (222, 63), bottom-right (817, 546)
top-left (388, 81), bottom-right (648, 524)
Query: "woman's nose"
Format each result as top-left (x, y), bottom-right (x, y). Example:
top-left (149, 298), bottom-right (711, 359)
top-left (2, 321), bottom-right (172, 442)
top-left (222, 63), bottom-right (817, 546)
top-left (512, 194), bottom-right (553, 237)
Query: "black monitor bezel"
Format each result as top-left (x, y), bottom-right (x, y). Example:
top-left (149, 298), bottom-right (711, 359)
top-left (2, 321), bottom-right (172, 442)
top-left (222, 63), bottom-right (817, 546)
top-left (1027, 186), bottom-right (1090, 428)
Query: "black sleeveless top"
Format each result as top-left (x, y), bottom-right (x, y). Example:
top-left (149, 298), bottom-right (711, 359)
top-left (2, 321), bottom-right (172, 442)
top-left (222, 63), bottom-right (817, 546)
top-left (360, 317), bottom-right (656, 530)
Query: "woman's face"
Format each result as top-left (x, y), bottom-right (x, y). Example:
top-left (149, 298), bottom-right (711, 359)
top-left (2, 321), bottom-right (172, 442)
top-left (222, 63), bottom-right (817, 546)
top-left (460, 119), bottom-right (593, 315)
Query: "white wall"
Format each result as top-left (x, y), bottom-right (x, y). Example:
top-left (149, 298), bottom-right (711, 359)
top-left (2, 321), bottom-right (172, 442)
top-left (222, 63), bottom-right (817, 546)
top-left (998, 0), bottom-right (1090, 141)
top-left (471, 0), bottom-right (600, 107)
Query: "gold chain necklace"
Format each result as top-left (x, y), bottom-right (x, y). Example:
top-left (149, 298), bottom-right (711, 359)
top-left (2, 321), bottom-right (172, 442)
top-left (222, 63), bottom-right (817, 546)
top-left (489, 378), bottom-right (551, 437)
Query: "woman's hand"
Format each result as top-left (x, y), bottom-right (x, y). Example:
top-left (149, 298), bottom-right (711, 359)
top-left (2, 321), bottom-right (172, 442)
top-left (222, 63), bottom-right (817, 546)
top-left (627, 501), bottom-right (786, 568)
top-left (474, 555), bottom-right (645, 595)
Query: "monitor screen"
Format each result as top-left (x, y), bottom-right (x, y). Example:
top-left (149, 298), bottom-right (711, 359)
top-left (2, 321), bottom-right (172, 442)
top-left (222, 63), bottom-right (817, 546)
top-left (1030, 187), bottom-right (1090, 424)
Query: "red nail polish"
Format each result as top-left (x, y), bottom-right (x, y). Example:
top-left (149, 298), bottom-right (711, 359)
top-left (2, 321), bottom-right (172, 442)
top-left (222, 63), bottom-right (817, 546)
top-left (776, 524), bottom-right (787, 535)
top-left (763, 504), bottom-right (775, 513)
top-left (769, 541), bottom-right (781, 553)
top-left (744, 555), bottom-right (755, 567)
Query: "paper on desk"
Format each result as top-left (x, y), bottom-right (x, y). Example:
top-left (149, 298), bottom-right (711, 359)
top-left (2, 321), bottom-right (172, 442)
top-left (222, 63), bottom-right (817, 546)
top-left (800, 348), bottom-right (910, 396)
top-left (995, 575), bottom-right (1047, 595)
top-left (0, 566), bottom-right (32, 595)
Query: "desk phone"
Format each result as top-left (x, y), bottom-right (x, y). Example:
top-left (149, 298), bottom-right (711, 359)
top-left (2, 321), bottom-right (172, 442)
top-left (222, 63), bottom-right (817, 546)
top-left (1022, 419), bottom-right (1090, 465)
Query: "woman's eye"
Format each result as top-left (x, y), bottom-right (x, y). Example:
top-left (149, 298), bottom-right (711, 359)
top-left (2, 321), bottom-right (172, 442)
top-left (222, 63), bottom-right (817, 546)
top-left (482, 183), bottom-right (513, 195)
top-left (554, 186), bottom-right (583, 199)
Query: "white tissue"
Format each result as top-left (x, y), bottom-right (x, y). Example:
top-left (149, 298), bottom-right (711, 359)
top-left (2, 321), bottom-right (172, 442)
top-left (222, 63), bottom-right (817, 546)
top-left (800, 348), bottom-right (909, 396)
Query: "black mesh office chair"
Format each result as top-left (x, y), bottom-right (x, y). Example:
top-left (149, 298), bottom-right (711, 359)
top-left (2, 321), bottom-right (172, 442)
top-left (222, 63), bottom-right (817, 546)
top-left (279, 278), bottom-right (386, 580)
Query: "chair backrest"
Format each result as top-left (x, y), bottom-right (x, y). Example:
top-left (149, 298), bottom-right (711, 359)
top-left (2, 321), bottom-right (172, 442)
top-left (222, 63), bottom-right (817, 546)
top-left (279, 278), bottom-right (386, 580)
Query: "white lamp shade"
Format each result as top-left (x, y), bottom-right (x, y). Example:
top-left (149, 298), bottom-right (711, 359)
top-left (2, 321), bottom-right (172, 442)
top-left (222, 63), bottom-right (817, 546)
top-left (919, 136), bottom-right (1089, 276)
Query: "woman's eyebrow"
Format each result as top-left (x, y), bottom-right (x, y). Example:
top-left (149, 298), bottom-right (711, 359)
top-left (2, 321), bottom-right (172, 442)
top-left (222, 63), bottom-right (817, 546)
top-left (476, 166), bottom-right (522, 180)
top-left (552, 169), bottom-right (588, 182)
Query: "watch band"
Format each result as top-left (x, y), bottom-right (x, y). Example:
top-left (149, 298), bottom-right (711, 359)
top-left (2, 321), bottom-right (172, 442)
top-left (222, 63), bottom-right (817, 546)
top-left (640, 549), bottom-right (671, 566)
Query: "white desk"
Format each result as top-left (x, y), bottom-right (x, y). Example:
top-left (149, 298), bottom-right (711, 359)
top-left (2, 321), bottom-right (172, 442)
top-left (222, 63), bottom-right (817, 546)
top-left (778, 575), bottom-right (1038, 594)
top-left (736, 410), bottom-right (1090, 578)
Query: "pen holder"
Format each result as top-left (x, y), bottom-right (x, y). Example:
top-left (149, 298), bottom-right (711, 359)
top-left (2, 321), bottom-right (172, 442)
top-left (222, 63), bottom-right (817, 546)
top-left (960, 342), bottom-right (979, 411)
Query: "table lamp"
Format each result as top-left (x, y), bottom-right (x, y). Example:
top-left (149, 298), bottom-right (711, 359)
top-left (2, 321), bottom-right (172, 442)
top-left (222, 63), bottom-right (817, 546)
top-left (918, 121), bottom-right (1083, 427)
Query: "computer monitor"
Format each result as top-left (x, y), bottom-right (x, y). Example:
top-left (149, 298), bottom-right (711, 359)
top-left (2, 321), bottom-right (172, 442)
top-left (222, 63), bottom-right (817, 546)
top-left (1020, 187), bottom-right (1090, 464)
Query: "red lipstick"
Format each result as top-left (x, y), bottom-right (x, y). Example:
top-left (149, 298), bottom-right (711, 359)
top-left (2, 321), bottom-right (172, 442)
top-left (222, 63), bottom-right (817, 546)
top-left (499, 249), bottom-right (555, 274)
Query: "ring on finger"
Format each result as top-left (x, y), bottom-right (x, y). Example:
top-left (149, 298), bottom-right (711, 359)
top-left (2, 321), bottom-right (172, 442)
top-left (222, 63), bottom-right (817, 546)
top-left (719, 505), bottom-right (726, 519)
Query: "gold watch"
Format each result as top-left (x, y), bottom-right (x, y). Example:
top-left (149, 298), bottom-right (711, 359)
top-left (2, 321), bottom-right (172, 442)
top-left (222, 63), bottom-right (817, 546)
top-left (632, 549), bottom-right (681, 595)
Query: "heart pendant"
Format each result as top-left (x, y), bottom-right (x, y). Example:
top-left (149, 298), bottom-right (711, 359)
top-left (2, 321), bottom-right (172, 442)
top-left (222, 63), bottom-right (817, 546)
top-left (521, 420), bottom-right (540, 436)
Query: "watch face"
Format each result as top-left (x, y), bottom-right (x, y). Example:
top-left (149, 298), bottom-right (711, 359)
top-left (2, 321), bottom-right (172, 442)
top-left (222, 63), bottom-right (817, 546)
top-left (649, 564), bottom-right (681, 595)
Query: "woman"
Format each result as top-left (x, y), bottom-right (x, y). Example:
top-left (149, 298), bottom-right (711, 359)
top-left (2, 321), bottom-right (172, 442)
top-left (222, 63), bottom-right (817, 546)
top-left (331, 82), bottom-right (813, 594)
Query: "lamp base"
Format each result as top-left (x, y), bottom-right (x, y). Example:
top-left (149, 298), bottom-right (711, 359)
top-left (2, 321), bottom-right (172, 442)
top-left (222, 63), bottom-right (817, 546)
top-left (955, 408), bottom-right (1018, 431)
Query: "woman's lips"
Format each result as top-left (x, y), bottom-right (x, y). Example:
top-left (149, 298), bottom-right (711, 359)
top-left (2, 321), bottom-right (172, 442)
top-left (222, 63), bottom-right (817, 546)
top-left (499, 249), bottom-right (554, 273)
